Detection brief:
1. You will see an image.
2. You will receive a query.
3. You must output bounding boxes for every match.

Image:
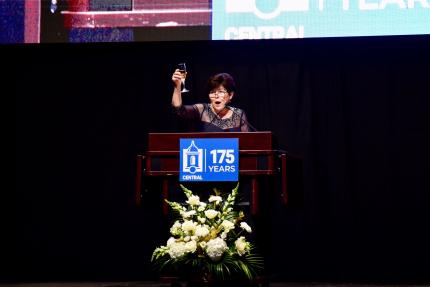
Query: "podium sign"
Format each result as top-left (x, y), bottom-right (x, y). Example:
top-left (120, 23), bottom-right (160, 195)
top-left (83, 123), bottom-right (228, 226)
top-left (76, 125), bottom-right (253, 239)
top-left (136, 132), bottom-right (290, 215)
top-left (180, 138), bottom-right (239, 182)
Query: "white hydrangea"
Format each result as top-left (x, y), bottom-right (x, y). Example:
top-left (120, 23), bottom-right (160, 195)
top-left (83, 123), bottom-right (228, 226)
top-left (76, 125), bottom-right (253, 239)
top-left (195, 225), bottom-right (210, 238)
top-left (184, 240), bottom-right (197, 253)
top-left (209, 195), bottom-right (223, 204)
top-left (204, 209), bottom-right (219, 219)
top-left (186, 195), bottom-right (200, 206)
top-left (166, 237), bottom-right (176, 247)
top-left (168, 241), bottom-right (187, 259)
top-left (205, 237), bottom-right (228, 261)
top-left (235, 236), bottom-right (249, 256)
top-left (240, 222), bottom-right (252, 233)
top-left (182, 220), bottom-right (197, 233)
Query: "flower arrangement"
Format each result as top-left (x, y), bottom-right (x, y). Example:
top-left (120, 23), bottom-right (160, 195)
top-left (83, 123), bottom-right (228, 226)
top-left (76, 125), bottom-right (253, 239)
top-left (151, 183), bottom-right (263, 283)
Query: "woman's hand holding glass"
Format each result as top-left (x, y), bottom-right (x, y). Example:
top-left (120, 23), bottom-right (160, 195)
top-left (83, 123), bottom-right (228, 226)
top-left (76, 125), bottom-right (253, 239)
top-left (172, 69), bottom-right (184, 90)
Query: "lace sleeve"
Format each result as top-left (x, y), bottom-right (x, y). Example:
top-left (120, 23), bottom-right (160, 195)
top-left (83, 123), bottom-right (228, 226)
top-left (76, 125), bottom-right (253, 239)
top-left (240, 110), bottom-right (250, 132)
top-left (172, 104), bottom-right (200, 120)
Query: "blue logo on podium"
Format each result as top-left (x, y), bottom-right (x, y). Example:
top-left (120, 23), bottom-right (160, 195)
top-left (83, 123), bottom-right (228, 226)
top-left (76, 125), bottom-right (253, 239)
top-left (180, 138), bottom-right (239, 182)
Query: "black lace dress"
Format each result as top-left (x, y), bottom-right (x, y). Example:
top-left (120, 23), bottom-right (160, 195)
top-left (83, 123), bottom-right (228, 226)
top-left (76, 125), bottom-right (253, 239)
top-left (173, 103), bottom-right (250, 132)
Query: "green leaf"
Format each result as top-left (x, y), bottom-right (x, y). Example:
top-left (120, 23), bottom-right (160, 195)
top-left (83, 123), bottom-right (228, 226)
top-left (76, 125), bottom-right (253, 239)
top-left (179, 184), bottom-right (193, 198)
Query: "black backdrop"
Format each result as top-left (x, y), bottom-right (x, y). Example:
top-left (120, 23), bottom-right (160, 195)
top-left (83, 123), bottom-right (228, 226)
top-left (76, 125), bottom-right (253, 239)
top-left (12, 35), bottom-right (430, 283)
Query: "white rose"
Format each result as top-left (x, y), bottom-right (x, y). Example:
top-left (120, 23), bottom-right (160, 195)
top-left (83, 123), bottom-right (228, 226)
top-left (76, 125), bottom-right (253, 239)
top-left (182, 220), bottom-right (197, 233)
top-left (195, 225), bottom-right (210, 238)
top-left (197, 216), bottom-right (206, 224)
top-left (185, 240), bottom-right (197, 253)
top-left (240, 222), bottom-right (252, 233)
top-left (198, 202), bottom-right (207, 212)
top-left (209, 195), bottom-right (223, 204)
top-left (235, 236), bottom-right (249, 256)
top-left (182, 210), bottom-right (196, 218)
top-left (205, 237), bottom-right (228, 261)
top-left (204, 209), bottom-right (219, 219)
top-left (186, 195), bottom-right (200, 206)
top-left (221, 220), bottom-right (235, 232)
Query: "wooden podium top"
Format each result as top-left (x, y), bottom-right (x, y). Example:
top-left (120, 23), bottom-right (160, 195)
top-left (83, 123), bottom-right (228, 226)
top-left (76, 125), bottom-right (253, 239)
top-left (135, 131), bottom-right (289, 212)
top-left (148, 131), bottom-right (273, 151)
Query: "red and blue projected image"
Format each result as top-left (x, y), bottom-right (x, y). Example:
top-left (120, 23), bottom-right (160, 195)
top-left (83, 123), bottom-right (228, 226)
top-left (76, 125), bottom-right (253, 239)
top-left (1, 0), bottom-right (429, 43)
top-left (1, 0), bottom-right (211, 43)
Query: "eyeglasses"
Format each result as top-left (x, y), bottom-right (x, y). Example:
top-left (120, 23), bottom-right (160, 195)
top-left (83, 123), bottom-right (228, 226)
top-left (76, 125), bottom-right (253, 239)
top-left (209, 90), bottom-right (228, 98)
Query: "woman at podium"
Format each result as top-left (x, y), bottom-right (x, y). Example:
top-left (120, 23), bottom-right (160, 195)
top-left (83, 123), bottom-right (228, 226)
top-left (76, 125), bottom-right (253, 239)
top-left (171, 70), bottom-right (251, 132)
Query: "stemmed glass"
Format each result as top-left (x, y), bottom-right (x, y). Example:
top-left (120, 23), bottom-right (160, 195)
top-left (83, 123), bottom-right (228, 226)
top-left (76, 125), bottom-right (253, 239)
top-left (177, 63), bottom-right (189, 93)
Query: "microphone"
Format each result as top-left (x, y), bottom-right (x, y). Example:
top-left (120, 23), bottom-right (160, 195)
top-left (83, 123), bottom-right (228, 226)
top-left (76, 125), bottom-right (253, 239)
top-left (226, 106), bottom-right (258, 132)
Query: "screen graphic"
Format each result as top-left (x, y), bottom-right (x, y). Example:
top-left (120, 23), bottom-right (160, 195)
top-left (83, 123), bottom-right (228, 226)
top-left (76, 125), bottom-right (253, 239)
top-left (2, 0), bottom-right (429, 43)
top-left (212, 0), bottom-right (430, 40)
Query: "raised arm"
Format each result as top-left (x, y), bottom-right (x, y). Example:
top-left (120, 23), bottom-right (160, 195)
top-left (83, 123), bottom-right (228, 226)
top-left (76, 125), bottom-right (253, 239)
top-left (171, 69), bottom-right (183, 108)
top-left (171, 69), bottom-right (202, 120)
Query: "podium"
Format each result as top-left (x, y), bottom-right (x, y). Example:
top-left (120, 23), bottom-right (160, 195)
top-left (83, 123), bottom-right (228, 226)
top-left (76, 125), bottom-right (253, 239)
top-left (135, 132), bottom-right (288, 215)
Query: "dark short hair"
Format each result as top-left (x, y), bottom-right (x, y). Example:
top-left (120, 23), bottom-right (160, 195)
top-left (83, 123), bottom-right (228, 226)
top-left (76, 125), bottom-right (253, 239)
top-left (207, 73), bottom-right (236, 94)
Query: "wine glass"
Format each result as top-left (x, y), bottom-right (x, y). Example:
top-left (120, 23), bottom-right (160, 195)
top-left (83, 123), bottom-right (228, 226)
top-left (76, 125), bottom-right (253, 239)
top-left (177, 63), bottom-right (189, 93)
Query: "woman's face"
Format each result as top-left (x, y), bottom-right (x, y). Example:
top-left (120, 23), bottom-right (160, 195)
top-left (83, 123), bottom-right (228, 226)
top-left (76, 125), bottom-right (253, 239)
top-left (208, 85), bottom-right (233, 112)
